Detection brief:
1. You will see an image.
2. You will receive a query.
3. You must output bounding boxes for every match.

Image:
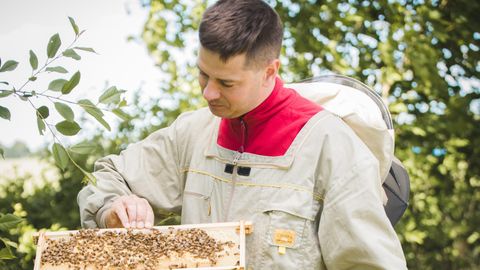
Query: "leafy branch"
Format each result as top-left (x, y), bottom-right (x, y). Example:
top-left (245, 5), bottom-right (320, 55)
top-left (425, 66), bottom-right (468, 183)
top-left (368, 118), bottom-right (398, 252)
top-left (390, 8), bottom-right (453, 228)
top-left (0, 17), bottom-right (131, 184)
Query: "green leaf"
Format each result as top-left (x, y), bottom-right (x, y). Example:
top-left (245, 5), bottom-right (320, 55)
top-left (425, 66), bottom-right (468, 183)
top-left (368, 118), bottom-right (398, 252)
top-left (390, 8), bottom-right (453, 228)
top-left (70, 142), bottom-right (97, 154)
top-left (0, 106), bottom-right (11, 120)
top-left (68, 16), bottom-right (79, 35)
top-left (98, 86), bottom-right (124, 104)
top-left (36, 114), bottom-right (45, 135)
top-left (112, 108), bottom-right (131, 121)
top-left (0, 214), bottom-right (22, 231)
top-left (0, 90), bottom-right (13, 98)
top-left (52, 143), bottom-right (69, 171)
top-left (0, 81), bottom-right (9, 85)
top-left (118, 99), bottom-right (127, 107)
top-left (62, 71), bottom-right (81, 94)
top-left (48, 79), bottom-right (68, 92)
top-left (0, 60), bottom-right (19, 72)
top-left (54, 102), bottom-right (74, 122)
top-left (63, 49), bottom-right (81, 60)
top-left (412, 127), bottom-right (427, 137)
top-left (78, 166), bottom-right (96, 185)
top-left (467, 232), bottom-right (479, 244)
top-left (47, 33), bottom-right (61, 58)
top-left (29, 76), bottom-right (37, 81)
top-left (55, 120), bottom-right (81, 136)
top-left (0, 247), bottom-right (15, 260)
top-left (78, 99), bottom-right (111, 131)
top-left (46, 66), bottom-right (68, 73)
top-left (0, 237), bottom-right (18, 249)
top-left (0, 148), bottom-right (4, 159)
top-left (78, 99), bottom-right (100, 113)
top-left (29, 50), bottom-right (38, 70)
top-left (37, 106), bottom-right (49, 119)
top-left (74, 47), bottom-right (97, 54)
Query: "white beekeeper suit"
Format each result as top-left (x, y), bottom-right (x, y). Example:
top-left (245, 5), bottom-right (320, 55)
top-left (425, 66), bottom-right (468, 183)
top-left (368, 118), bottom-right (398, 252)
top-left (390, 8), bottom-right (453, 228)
top-left (78, 77), bottom-right (407, 269)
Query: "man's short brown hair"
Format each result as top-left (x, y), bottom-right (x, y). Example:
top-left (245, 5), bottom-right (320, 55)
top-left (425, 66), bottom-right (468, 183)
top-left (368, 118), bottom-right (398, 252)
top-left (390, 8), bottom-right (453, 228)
top-left (199, 0), bottom-right (283, 68)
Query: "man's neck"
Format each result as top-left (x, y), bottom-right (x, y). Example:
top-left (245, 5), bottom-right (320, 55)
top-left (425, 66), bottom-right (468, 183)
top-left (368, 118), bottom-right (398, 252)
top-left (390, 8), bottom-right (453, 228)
top-left (238, 77), bottom-right (276, 119)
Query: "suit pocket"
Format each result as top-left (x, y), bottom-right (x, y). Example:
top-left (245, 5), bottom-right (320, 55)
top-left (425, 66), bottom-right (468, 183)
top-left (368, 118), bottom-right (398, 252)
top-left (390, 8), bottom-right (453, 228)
top-left (257, 209), bottom-right (309, 270)
top-left (182, 173), bottom-right (213, 223)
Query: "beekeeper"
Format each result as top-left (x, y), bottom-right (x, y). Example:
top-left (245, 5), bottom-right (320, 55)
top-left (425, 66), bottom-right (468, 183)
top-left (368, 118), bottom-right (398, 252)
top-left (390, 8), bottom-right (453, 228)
top-left (78, 0), bottom-right (407, 268)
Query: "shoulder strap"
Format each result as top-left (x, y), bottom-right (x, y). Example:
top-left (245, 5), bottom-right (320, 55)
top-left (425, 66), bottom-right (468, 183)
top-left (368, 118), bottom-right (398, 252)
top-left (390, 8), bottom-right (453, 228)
top-left (383, 157), bottom-right (410, 225)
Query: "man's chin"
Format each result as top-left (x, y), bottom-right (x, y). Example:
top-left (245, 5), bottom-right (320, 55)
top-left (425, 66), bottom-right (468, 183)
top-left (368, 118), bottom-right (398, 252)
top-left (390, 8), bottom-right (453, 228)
top-left (208, 105), bottom-right (224, 116)
top-left (208, 105), bottom-right (232, 118)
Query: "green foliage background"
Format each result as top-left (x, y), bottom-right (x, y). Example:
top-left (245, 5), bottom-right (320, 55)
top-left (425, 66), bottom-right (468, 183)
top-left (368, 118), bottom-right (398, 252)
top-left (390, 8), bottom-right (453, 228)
top-left (1, 0), bottom-right (479, 269)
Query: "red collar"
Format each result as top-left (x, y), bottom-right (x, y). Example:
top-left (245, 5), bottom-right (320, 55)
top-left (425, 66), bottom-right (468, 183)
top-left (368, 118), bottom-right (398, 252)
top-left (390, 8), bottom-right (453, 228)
top-left (233, 77), bottom-right (289, 127)
top-left (218, 77), bottom-right (322, 156)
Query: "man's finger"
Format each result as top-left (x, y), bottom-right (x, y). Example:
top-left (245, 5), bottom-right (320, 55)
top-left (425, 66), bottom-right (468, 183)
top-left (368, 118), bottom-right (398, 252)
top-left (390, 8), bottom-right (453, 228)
top-left (145, 202), bottom-right (154, 228)
top-left (124, 201), bottom-right (137, 228)
top-left (135, 198), bottom-right (148, 228)
top-left (114, 204), bottom-right (130, 228)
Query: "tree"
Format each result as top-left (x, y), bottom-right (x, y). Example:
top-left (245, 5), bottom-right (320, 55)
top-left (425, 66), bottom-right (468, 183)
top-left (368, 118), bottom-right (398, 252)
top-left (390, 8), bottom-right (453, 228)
top-left (141, 0), bottom-right (480, 268)
top-left (0, 141), bottom-right (31, 159)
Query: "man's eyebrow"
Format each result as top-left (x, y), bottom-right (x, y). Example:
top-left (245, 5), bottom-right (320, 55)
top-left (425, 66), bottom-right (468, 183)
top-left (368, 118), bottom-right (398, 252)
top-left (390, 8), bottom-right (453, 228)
top-left (196, 65), bottom-right (236, 83)
top-left (197, 65), bottom-right (208, 75)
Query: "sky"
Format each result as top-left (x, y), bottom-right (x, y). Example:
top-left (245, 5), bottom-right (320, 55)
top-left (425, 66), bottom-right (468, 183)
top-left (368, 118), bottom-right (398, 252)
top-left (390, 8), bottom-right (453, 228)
top-left (0, 0), bottom-right (164, 150)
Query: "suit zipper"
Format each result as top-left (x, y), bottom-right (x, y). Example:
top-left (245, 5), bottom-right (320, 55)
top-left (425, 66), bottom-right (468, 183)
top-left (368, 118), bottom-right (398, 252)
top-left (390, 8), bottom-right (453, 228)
top-left (223, 117), bottom-right (247, 221)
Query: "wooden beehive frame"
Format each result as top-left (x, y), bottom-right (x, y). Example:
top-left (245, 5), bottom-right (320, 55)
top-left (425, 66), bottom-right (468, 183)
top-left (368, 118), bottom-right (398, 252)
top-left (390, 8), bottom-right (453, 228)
top-left (34, 221), bottom-right (252, 270)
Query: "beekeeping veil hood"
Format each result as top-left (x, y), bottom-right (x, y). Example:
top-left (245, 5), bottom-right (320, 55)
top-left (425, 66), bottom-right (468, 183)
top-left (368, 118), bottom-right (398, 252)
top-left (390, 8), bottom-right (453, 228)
top-left (287, 74), bottom-right (410, 225)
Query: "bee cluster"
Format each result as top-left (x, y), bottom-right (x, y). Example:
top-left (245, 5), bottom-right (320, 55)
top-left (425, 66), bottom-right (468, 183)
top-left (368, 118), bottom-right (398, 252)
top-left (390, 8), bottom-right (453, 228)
top-left (40, 228), bottom-right (238, 269)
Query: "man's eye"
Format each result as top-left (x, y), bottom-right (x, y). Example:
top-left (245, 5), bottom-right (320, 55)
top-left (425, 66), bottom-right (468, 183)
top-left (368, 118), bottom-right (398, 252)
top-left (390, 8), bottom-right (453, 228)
top-left (220, 81), bottom-right (233, 88)
top-left (198, 70), bottom-right (209, 78)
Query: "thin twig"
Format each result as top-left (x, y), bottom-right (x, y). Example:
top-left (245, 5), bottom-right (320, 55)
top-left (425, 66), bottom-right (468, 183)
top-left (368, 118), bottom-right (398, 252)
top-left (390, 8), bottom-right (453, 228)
top-left (17, 32), bottom-right (82, 94)
top-left (26, 98), bottom-right (61, 144)
top-left (14, 89), bottom-right (116, 113)
top-left (26, 97), bottom-right (91, 177)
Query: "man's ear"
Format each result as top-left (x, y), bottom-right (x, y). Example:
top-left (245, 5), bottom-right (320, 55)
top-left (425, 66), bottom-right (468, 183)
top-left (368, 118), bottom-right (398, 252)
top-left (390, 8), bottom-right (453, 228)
top-left (263, 59), bottom-right (280, 84)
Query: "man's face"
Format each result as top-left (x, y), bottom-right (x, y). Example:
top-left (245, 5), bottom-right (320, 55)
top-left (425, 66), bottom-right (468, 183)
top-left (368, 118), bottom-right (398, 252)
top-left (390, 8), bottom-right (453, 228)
top-left (197, 47), bottom-right (270, 119)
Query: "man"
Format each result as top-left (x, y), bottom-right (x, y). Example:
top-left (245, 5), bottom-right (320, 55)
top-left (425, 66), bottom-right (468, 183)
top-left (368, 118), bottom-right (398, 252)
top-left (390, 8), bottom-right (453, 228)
top-left (78, 0), bottom-right (407, 268)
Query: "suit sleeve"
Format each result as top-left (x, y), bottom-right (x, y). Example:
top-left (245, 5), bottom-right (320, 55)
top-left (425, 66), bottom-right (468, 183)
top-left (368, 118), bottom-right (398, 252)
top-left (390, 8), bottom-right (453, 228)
top-left (316, 123), bottom-right (407, 269)
top-left (77, 119), bottom-right (184, 228)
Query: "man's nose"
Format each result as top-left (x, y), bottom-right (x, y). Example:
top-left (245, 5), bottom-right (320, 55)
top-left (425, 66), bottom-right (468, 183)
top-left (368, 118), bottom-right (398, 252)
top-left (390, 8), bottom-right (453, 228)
top-left (202, 81), bottom-right (221, 101)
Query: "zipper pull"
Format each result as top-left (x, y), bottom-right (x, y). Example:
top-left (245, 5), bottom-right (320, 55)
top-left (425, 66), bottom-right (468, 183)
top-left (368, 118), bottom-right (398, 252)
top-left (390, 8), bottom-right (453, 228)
top-left (231, 117), bottom-right (246, 166)
top-left (239, 117), bottom-right (247, 153)
top-left (233, 151), bottom-right (242, 165)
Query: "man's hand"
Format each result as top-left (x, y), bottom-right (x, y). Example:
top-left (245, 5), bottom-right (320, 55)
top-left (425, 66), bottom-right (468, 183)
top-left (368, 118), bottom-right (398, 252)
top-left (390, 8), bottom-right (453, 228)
top-left (104, 195), bottom-right (154, 229)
